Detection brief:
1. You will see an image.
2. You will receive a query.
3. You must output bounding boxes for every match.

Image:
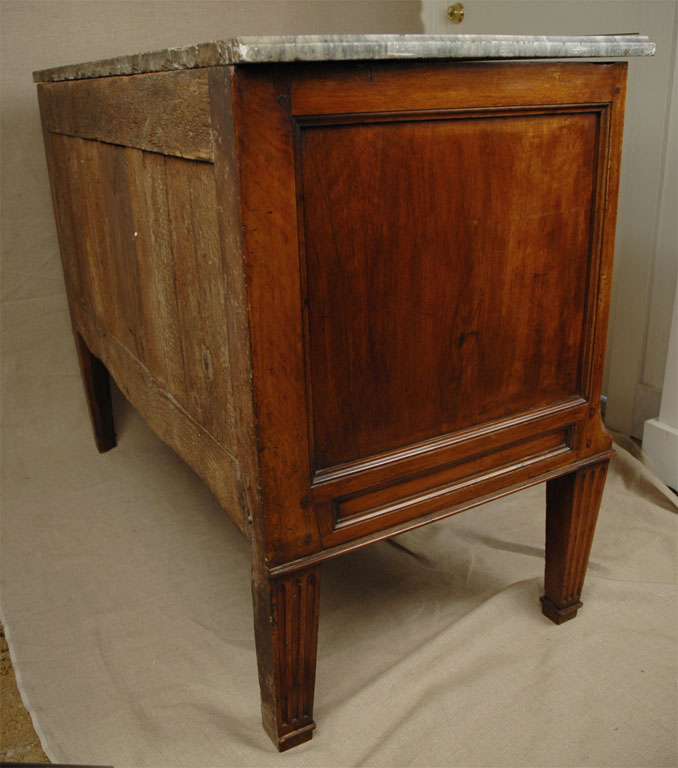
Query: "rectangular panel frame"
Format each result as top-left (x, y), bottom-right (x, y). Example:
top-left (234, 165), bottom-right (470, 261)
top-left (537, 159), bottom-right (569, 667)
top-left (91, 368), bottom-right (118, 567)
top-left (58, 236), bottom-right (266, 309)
top-left (234, 59), bottom-right (625, 565)
top-left (295, 103), bottom-right (609, 479)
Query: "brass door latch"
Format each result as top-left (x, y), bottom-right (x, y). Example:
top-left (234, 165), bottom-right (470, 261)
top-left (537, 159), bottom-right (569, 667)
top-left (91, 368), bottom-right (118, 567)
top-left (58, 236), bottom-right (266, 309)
top-left (447, 3), bottom-right (465, 23)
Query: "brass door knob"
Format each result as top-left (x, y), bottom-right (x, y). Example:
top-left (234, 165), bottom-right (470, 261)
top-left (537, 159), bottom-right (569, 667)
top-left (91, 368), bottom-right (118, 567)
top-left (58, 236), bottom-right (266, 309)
top-left (447, 2), bottom-right (465, 23)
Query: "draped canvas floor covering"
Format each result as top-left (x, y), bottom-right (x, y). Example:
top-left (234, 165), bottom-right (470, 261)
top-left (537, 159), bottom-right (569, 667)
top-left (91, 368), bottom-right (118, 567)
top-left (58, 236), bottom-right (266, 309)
top-left (1, 293), bottom-right (676, 767)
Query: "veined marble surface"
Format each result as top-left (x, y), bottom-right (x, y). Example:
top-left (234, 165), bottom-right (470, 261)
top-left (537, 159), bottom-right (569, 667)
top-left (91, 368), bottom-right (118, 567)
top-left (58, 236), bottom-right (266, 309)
top-left (33, 34), bottom-right (655, 83)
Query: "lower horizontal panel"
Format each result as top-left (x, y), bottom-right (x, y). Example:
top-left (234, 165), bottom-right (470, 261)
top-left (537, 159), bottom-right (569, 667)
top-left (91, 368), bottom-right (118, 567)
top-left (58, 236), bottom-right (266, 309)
top-left (276, 449), bottom-right (615, 578)
top-left (311, 397), bottom-right (588, 501)
top-left (319, 431), bottom-right (576, 547)
top-left (272, 450), bottom-right (614, 577)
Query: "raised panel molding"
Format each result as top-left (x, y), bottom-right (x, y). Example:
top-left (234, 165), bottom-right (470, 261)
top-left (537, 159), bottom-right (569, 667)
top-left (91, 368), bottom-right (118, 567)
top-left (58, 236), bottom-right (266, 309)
top-left (299, 108), bottom-right (601, 471)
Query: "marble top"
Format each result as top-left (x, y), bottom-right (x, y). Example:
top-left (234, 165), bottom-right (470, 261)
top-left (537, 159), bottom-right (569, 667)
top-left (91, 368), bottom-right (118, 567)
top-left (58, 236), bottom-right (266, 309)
top-left (33, 34), bottom-right (655, 83)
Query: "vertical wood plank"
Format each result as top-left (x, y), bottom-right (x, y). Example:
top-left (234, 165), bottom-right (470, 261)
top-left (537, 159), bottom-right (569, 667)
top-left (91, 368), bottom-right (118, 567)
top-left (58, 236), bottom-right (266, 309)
top-left (165, 157), bottom-right (235, 448)
top-left (45, 132), bottom-right (238, 452)
top-left (45, 132), bottom-right (85, 303)
top-left (233, 66), bottom-right (322, 566)
top-left (96, 141), bottom-right (145, 360)
top-left (208, 65), bottom-right (261, 527)
top-left (125, 150), bottom-right (188, 405)
top-left (78, 136), bottom-right (122, 336)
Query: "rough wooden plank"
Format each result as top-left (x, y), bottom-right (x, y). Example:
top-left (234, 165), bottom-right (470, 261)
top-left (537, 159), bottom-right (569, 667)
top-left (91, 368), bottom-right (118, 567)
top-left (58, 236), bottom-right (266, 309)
top-left (77, 137), bottom-right (123, 336)
top-left (37, 69), bottom-right (213, 161)
top-left (165, 154), bottom-right (236, 449)
top-left (125, 149), bottom-right (189, 406)
top-left (43, 132), bottom-right (236, 453)
top-left (45, 133), bottom-right (127, 345)
top-left (41, 129), bottom-right (84, 302)
top-left (70, 296), bottom-right (249, 537)
top-left (207, 66), bottom-right (261, 529)
top-left (96, 141), bottom-right (145, 360)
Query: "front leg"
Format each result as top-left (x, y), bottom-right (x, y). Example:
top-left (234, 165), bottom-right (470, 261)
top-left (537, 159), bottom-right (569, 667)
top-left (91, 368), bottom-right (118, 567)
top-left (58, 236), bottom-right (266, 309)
top-left (252, 566), bottom-right (321, 751)
top-left (541, 460), bottom-right (609, 624)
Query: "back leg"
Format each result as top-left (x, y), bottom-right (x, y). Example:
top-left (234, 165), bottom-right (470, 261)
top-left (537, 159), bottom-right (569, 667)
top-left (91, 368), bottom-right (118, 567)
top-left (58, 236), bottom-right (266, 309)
top-left (74, 333), bottom-right (116, 453)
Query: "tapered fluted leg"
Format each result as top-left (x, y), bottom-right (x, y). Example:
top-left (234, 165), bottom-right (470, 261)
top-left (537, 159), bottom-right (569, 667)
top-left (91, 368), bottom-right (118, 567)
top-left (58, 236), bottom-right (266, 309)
top-left (252, 566), bottom-right (321, 751)
top-left (74, 333), bottom-right (116, 453)
top-left (541, 460), bottom-right (609, 624)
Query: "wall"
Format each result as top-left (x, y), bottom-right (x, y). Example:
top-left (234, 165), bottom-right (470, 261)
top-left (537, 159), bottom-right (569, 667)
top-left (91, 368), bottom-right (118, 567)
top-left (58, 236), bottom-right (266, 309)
top-left (642, 44), bottom-right (678, 489)
top-left (422, 0), bottom-right (678, 438)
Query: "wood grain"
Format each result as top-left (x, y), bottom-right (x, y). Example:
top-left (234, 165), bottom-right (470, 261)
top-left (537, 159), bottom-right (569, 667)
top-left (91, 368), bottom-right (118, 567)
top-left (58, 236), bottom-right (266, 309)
top-left (311, 397), bottom-right (588, 500)
top-left (232, 66), bottom-right (322, 566)
top-left (574, 66), bottom-right (627, 458)
top-left (268, 451), bottom-right (614, 579)
top-left (253, 567), bottom-right (321, 751)
top-left (542, 459), bottom-right (609, 623)
top-left (38, 70), bottom-right (212, 160)
top-left (207, 67), bottom-right (261, 531)
top-left (291, 60), bottom-right (621, 115)
top-left (70, 295), bottom-right (249, 536)
top-left (37, 58), bottom-right (631, 751)
top-left (301, 110), bottom-right (598, 469)
top-left (124, 148), bottom-right (188, 404)
top-left (333, 430), bottom-right (568, 528)
top-left (44, 133), bottom-right (236, 451)
top-left (321, 437), bottom-right (576, 548)
top-left (164, 153), bottom-right (235, 448)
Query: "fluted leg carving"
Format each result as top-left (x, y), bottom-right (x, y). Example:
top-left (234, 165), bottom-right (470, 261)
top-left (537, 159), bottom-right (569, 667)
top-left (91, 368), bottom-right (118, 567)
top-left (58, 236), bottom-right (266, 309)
top-left (541, 460), bottom-right (608, 624)
top-left (252, 566), bottom-right (321, 751)
top-left (74, 333), bottom-right (116, 453)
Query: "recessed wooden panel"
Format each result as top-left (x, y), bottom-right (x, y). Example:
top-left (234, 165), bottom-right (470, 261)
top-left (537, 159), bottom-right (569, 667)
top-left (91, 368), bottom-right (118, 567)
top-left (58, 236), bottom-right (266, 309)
top-left (333, 428), bottom-right (569, 530)
top-left (311, 397), bottom-right (587, 502)
top-left (301, 111), bottom-right (598, 470)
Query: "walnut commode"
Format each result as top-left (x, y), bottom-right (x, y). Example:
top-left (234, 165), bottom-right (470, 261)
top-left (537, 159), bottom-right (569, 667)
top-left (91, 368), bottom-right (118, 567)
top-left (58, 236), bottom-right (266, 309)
top-left (34, 34), bottom-right (654, 750)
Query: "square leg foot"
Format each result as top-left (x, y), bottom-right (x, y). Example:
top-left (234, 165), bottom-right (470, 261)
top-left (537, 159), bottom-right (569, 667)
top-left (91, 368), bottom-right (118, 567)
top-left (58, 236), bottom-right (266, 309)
top-left (540, 596), bottom-right (583, 625)
top-left (276, 722), bottom-right (316, 752)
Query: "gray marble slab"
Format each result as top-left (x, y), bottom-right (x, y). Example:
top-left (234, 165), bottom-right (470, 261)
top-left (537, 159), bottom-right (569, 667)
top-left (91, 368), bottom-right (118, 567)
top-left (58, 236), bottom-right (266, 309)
top-left (33, 34), bottom-right (655, 83)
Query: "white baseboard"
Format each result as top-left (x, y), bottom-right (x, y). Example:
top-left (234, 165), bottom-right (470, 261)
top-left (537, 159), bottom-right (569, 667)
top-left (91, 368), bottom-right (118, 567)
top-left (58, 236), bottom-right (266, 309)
top-left (642, 418), bottom-right (678, 491)
top-left (632, 383), bottom-right (662, 439)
